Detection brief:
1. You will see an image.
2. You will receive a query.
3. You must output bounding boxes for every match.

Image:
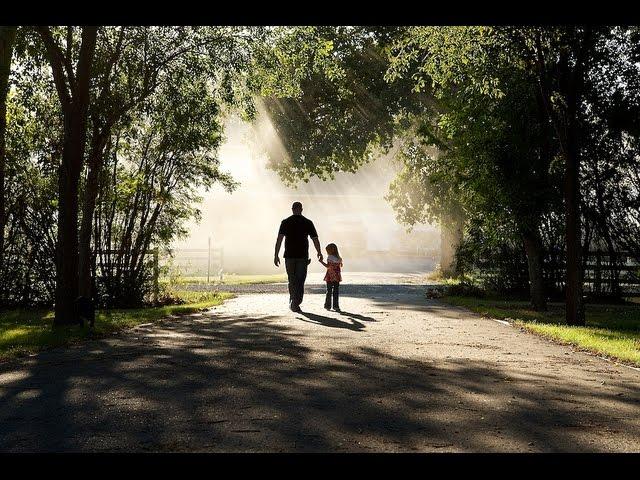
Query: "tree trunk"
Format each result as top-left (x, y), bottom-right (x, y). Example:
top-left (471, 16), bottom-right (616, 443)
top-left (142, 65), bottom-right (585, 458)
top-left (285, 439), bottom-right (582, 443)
top-left (55, 108), bottom-right (86, 324)
top-left (522, 230), bottom-right (547, 311)
top-left (78, 30), bottom-right (126, 300)
top-left (78, 132), bottom-right (108, 299)
top-left (39, 26), bottom-right (98, 326)
top-left (564, 130), bottom-right (585, 325)
top-left (562, 29), bottom-right (592, 327)
top-left (0, 26), bottom-right (17, 276)
top-left (532, 27), bottom-right (592, 326)
top-left (440, 214), bottom-right (463, 276)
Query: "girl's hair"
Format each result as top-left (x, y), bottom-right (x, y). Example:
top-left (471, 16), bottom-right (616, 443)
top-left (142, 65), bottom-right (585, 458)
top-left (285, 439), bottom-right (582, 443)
top-left (326, 243), bottom-right (341, 261)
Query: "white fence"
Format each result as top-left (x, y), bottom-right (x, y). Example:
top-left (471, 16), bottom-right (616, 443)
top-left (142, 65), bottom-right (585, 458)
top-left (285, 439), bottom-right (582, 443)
top-left (159, 247), bottom-right (224, 281)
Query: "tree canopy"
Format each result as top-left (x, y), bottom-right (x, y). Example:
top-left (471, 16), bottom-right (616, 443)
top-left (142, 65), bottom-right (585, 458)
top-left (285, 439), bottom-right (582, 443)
top-left (253, 25), bottom-right (640, 323)
top-left (2, 26), bottom-right (640, 327)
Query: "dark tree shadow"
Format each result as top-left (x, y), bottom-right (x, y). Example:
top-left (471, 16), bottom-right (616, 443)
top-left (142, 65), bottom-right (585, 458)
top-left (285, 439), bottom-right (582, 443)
top-left (0, 307), bottom-right (639, 453)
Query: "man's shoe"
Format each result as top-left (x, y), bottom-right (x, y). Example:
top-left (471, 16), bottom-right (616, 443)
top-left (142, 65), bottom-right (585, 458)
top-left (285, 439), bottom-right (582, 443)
top-left (290, 305), bottom-right (302, 313)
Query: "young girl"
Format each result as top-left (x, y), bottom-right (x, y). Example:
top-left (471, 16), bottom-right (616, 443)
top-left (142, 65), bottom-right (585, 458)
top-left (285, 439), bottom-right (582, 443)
top-left (319, 243), bottom-right (343, 311)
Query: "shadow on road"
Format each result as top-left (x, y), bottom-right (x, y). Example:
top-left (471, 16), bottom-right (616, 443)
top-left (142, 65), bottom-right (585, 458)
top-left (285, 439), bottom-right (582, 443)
top-left (0, 308), bottom-right (639, 452)
top-left (297, 311), bottom-right (365, 331)
top-left (338, 311), bottom-right (376, 322)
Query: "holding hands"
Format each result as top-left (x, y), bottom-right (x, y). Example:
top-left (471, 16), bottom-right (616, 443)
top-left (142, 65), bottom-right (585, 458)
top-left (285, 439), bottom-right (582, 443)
top-left (317, 251), bottom-right (327, 267)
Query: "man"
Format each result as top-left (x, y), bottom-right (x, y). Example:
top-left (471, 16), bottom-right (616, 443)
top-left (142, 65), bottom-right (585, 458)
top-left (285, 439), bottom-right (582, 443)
top-left (274, 202), bottom-right (323, 312)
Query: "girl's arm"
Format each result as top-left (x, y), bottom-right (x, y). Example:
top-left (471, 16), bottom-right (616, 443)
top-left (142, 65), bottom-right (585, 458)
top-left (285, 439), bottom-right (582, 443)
top-left (319, 259), bottom-right (328, 267)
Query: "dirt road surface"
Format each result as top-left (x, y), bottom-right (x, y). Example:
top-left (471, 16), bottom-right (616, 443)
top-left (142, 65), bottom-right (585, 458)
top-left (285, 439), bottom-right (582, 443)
top-left (1, 274), bottom-right (638, 452)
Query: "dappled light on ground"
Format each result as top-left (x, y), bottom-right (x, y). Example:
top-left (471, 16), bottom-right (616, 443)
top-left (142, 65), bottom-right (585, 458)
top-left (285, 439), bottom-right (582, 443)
top-left (1, 284), bottom-right (639, 452)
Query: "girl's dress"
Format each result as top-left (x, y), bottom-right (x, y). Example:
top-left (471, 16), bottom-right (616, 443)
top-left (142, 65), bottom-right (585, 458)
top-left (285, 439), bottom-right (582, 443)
top-left (324, 254), bottom-right (342, 310)
top-left (323, 255), bottom-right (342, 283)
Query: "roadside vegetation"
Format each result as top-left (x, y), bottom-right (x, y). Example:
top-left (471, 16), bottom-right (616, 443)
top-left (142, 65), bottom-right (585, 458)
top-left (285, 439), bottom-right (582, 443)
top-left (0, 289), bottom-right (234, 361)
top-left (441, 295), bottom-right (640, 367)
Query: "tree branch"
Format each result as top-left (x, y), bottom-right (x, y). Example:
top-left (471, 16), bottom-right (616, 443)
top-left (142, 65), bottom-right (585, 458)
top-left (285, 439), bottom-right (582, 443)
top-left (35, 26), bottom-right (72, 109)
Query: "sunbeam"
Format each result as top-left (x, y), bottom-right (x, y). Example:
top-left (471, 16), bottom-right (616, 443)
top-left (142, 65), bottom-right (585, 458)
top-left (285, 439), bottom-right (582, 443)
top-left (172, 113), bottom-right (439, 278)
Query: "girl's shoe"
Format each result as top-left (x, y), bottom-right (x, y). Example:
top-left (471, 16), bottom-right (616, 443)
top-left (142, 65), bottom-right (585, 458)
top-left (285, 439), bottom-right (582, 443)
top-left (333, 308), bottom-right (341, 312)
top-left (324, 306), bottom-right (331, 311)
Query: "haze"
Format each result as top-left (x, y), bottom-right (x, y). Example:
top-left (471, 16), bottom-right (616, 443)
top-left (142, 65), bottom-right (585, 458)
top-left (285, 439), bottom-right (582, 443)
top-left (171, 115), bottom-right (439, 279)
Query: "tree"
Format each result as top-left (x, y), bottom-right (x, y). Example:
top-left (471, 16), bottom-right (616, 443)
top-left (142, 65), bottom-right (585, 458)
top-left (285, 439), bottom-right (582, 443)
top-left (0, 26), bottom-right (17, 278)
top-left (382, 27), bottom-right (562, 309)
top-left (93, 74), bottom-right (237, 306)
top-left (577, 27), bottom-right (640, 297)
top-left (35, 26), bottom-right (97, 325)
top-left (385, 143), bottom-right (468, 277)
top-left (3, 26), bottom-right (268, 310)
top-left (1, 46), bottom-right (61, 306)
top-left (78, 26), bottom-right (261, 301)
top-left (21, 26), bottom-right (265, 316)
top-left (512, 27), bottom-right (599, 324)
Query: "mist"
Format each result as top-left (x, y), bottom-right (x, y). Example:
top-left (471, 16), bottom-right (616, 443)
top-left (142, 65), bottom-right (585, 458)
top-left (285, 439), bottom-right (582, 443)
top-left (171, 114), bottom-right (440, 280)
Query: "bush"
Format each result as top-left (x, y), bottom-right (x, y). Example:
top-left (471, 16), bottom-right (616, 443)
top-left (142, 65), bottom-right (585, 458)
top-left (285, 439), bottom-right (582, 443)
top-left (445, 280), bottom-right (488, 298)
top-left (456, 234), bottom-right (530, 295)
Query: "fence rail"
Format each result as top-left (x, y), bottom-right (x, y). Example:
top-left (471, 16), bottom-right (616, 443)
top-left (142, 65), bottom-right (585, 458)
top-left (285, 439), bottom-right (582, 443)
top-left (93, 246), bottom-right (224, 303)
top-left (474, 251), bottom-right (640, 296)
top-left (157, 247), bottom-right (224, 282)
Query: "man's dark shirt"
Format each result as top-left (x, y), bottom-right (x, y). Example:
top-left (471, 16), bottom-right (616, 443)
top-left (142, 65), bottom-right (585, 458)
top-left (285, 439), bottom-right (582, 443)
top-left (278, 214), bottom-right (318, 259)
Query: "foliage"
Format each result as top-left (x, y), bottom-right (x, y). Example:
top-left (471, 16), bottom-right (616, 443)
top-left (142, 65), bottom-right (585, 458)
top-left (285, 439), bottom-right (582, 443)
top-left (0, 67), bottom-right (60, 305)
top-left (252, 26), bottom-right (422, 184)
top-left (386, 26), bottom-right (640, 304)
top-left (93, 73), bottom-right (237, 307)
top-left (386, 27), bottom-right (560, 235)
top-left (0, 26), bottom-right (273, 309)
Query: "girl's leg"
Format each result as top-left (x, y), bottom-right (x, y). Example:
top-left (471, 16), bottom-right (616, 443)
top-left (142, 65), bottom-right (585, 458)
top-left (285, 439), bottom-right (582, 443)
top-left (333, 282), bottom-right (340, 310)
top-left (324, 282), bottom-right (332, 309)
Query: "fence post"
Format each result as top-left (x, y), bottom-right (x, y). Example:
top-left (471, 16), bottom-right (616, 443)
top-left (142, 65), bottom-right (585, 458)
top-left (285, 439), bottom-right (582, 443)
top-left (153, 248), bottom-right (159, 304)
top-left (220, 246), bottom-right (224, 282)
top-left (207, 236), bottom-right (211, 284)
top-left (594, 250), bottom-right (602, 295)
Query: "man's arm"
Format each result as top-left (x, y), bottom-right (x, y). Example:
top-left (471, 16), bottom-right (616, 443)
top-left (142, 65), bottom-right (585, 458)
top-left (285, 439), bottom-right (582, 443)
top-left (312, 236), bottom-right (323, 262)
top-left (274, 234), bottom-right (284, 267)
top-left (308, 220), bottom-right (322, 261)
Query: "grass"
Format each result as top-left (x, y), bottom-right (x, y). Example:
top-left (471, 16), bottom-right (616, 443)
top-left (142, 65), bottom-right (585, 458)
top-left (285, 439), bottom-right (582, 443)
top-left (442, 295), bottom-right (640, 367)
top-left (0, 289), bottom-right (234, 361)
top-left (160, 273), bottom-right (287, 286)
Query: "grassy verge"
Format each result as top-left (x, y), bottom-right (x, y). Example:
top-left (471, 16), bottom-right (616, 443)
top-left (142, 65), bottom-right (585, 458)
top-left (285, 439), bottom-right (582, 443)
top-left (441, 295), bottom-right (640, 367)
top-left (160, 273), bottom-right (287, 286)
top-left (0, 290), bottom-right (234, 361)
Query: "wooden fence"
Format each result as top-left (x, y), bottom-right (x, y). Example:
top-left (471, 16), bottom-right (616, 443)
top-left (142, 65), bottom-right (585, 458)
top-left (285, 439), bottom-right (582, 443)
top-left (475, 251), bottom-right (640, 296)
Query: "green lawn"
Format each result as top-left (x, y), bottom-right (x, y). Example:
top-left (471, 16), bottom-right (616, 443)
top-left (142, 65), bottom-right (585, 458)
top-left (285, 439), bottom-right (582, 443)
top-left (442, 295), bottom-right (640, 367)
top-left (0, 290), bottom-right (234, 361)
top-left (161, 273), bottom-right (287, 286)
